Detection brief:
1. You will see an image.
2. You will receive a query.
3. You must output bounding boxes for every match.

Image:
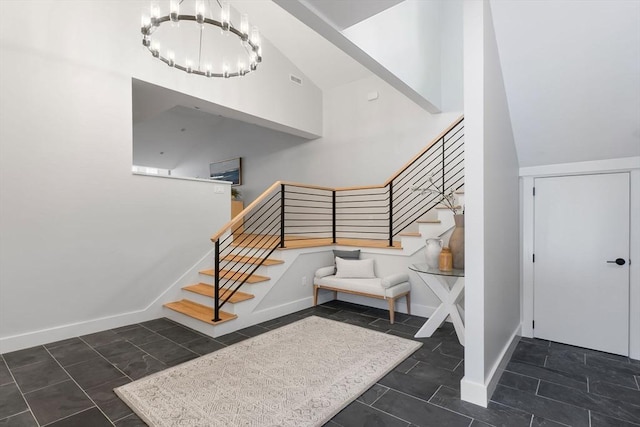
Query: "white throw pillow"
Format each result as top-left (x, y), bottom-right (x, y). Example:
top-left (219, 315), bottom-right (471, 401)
top-left (335, 257), bottom-right (376, 279)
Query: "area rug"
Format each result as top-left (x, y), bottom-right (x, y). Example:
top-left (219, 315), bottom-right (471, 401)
top-left (115, 316), bottom-right (421, 427)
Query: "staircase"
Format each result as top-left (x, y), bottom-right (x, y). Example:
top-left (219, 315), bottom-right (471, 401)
top-left (163, 116), bottom-right (464, 332)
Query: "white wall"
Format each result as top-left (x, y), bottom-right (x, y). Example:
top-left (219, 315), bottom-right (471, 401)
top-left (0, 0), bottom-right (322, 350)
top-left (343, 0), bottom-right (443, 110)
top-left (460, 0), bottom-right (521, 407)
top-left (254, 252), bottom-right (334, 311)
top-left (490, 0), bottom-right (640, 167)
top-left (441, 0), bottom-right (464, 113)
top-left (480, 0), bottom-right (521, 389)
top-left (245, 74), bottom-right (461, 195)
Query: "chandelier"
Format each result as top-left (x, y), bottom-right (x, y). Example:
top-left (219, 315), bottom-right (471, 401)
top-left (141, 0), bottom-right (262, 78)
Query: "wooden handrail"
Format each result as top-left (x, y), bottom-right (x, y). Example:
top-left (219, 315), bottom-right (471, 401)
top-left (334, 184), bottom-right (386, 192)
top-left (279, 181), bottom-right (335, 192)
top-left (210, 115), bottom-right (464, 242)
top-left (211, 181), bottom-right (282, 242)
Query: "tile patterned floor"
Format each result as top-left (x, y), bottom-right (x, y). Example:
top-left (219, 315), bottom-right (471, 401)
top-left (1, 301), bottom-right (638, 426)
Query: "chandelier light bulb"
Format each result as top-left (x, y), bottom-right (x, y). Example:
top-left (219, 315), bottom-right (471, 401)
top-left (240, 14), bottom-right (249, 39)
top-left (238, 59), bottom-right (246, 76)
top-left (205, 64), bottom-right (212, 77)
top-left (141, 15), bottom-right (151, 31)
top-left (151, 41), bottom-right (160, 57)
top-left (186, 59), bottom-right (193, 73)
top-left (167, 51), bottom-right (175, 67)
top-left (196, 0), bottom-right (205, 24)
top-left (169, 0), bottom-right (179, 22)
top-left (223, 61), bottom-right (229, 78)
top-left (250, 27), bottom-right (260, 47)
top-left (150, 3), bottom-right (160, 25)
top-left (221, 2), bottom-right (230, 31)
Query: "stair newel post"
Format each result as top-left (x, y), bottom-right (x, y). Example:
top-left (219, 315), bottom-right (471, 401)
top-left (441, 136), bottom-right (446, 192)
top-left (388, 182), bottom-right (394, 247)
top-left (213, 239), bottom-right (221, 322)
top-left (280, 184), bottom-right (286, 248)
top-left (332, 190), bottom-right (337, 244)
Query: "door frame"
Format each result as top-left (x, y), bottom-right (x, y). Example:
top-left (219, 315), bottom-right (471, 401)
top-left (519, 157), bottom-right (640, 360)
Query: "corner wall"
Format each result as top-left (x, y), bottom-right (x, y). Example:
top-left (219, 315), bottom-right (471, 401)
top-left (0, 0), bottom-right (321, 351)
top-left (461, 0), bottom-right (521, 406)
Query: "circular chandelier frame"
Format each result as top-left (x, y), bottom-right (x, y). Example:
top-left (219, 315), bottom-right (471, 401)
top-left (141, 9), bottom-right (262, 78)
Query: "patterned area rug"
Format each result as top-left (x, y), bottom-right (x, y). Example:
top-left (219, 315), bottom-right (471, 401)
top-left (115, 316), bottom-right (421, 426)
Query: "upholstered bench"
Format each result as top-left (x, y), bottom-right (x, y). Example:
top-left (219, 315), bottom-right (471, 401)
top-left (313, 255), bottom-right (411, 324)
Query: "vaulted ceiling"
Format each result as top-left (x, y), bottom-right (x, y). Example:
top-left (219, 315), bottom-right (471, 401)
top-left (138, 0), bottom-right (639, 168)
top-left (250, 0), bottom-right (640, 167)
top-left (490, 0), bottom-right (640, 167)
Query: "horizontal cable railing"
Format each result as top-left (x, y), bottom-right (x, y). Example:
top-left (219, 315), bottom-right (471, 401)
top-left (209, 116), bottom-right (464, 321)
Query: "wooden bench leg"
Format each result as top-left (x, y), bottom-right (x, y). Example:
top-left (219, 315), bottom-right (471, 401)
top-left (406, 292), bottom-right (411, 315)
top-left (388, 298), bottom-right (395, 324)
top-left (313, 285), bottom-right (319, 306)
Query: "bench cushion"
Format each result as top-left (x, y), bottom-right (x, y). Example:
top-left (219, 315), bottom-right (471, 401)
top-left (335, 257), bottom-right (375, 279)
top-left (314, 276), bottom-right (410, 299)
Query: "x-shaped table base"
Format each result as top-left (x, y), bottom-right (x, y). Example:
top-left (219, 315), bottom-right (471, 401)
top-left (414, 272), bottom-right (465, 346)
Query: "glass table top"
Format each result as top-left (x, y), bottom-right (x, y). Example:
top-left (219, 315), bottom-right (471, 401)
top-left (409, 263), bottom-right (465, 277)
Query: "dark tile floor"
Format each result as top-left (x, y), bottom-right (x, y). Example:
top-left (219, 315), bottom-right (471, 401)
top-left (1, 301), bottom-right (638, 426)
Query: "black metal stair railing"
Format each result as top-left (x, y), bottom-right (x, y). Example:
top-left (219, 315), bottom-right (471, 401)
top-left (391, 118), bottom-right (465, 236)
top-left (209, 116), bottom-right (464, 322)
top-left (210, 183), bottom-right (284, 321)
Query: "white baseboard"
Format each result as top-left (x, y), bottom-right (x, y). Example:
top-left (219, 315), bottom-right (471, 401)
top-left (0, 248), bottom-right (216, 354)
top-left (485, 326), bottom-right (521, 401)
top-left (0, 309), bottom-right (156, 353)
top-left (247, 296), bottom-right (316, 326)
top-left (460, 325), bottom-right (521, 407)
top-left (460, 377), bottom-right (489, 407)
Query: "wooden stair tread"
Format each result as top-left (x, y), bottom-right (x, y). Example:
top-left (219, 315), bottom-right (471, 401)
top-left (436, 205), bottom-right (462, 210)
top-left (164, 299), bottom-right (236, 325)
top-left (200, 269), bottom-right (270, 283)
top-left (417, 219), bottom-right (442, 224)
top-left (231, 235), bottom-right (402, 250)
top-left (183, 283), bottom-right (254, 303)
top-left (222, 255), bottom-right (284, 266)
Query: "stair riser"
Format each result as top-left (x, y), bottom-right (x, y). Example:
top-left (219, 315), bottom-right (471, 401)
top-left (436, 209), bottom-right (456, 228)
top-left (203, 263), bottom-right (275, 279)
top-left (417, 222), bottom-right (445, 238)
top-left (198, 275), bottom-right (270, 287)
top-left (227, 246), bottom-right (279, 259)
top-left (199, 257), bottom-right (290, 285)
top-left (399, 235), bottom-right (426, 254)
top-left (163, 309), bottom-right (221, 337)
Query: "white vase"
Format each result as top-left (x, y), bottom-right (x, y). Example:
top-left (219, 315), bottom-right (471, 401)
top-left (425, 238), bottom-right (443, 269)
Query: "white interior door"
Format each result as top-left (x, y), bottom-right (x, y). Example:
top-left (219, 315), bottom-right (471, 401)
top-left (534, 173), bottom-right (630, 355)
